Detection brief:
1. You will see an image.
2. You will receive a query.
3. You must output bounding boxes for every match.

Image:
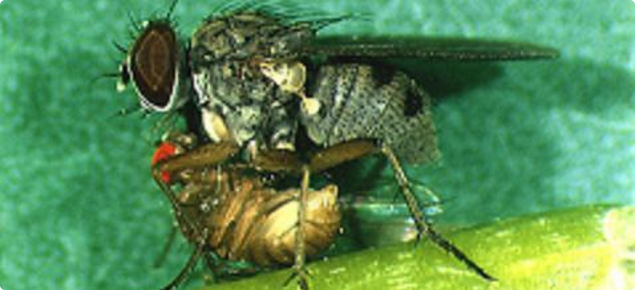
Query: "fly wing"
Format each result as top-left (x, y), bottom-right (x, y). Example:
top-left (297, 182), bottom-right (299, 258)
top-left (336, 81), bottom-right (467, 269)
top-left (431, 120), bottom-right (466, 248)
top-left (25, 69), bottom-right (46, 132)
top-left (336, 181), bottom-right (443, 249)
top-left (297, 36), bottom-right (558, 61)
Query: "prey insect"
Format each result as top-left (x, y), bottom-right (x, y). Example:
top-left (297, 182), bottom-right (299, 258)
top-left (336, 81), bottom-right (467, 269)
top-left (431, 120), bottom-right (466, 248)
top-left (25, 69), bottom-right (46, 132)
top-left (151, 132), bottom-right (341, 289)
top-left (114, 1), bottom-right (557, 289)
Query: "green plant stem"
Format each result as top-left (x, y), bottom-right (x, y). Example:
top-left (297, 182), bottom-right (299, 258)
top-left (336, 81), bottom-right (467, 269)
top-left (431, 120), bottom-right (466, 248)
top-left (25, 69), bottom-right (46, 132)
top-left (193, 205), bottom-right (635, 290)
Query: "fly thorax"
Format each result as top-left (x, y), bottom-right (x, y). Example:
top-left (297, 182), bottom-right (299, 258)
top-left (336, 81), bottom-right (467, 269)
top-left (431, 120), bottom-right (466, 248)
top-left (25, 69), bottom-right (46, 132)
top-left (190, 11), bottom-right (313, 149)
top-left (193, 61), bottom-right (270, 144)
top-left (200, 101), bottom-right (261, 146)
top-left (190, 12), bottom-right (314, 61)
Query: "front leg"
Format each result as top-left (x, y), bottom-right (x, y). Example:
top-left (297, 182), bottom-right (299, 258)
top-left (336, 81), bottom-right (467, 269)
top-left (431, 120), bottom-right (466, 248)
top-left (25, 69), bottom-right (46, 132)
top-left (154, 141), bottom-right (240, 174)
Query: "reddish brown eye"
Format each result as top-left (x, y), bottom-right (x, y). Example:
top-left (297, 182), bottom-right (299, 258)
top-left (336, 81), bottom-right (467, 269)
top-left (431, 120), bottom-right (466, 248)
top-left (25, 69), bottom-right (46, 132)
top-left (129, 21), bottom-right (179, 111)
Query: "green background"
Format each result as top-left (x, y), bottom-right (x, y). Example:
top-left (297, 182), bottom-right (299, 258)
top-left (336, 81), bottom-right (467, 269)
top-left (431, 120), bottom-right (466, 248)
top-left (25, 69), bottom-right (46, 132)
top-left (1, 0), bottom-right (634, 289)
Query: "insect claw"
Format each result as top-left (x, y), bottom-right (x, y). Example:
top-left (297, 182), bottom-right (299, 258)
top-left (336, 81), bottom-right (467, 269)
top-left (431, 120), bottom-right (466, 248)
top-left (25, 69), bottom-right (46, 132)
top-left (413, 230), bottom-right (424, 247)
top-left (283, 267), bottom-right (312, 290)
top-left (298, 276), bottom-right (310, 290)
top-left (283, 271), bottom-right (298, 286)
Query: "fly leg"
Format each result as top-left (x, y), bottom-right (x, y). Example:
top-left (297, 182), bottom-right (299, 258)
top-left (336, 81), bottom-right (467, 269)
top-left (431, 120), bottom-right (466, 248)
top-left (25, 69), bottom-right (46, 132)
top-left (159, 230), bottom-right (207, 290)
top-left (303, 140), bottom-right (495, 280)
top-left (255, 151), bottom-right (315, 289)
top-left (153, 223), bottom-right (178, 268)
top-left (284, 165), bottom-right (312, 290)
top-left (251, 139), bottom-right (377, 174)
top-left (380, 145), bottom-right (495, 281)
top-left (308, 140), bottom-right (377, 173)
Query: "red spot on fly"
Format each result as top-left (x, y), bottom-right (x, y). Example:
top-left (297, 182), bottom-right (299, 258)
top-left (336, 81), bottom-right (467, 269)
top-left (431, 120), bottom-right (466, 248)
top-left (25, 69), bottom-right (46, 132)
top-left (152, 142), bottom-right (177, 184)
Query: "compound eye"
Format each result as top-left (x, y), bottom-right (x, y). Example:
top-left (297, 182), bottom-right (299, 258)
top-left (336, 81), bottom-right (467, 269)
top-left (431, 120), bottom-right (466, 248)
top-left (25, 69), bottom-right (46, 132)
top-left (129, 21), bottom-right (181, 112)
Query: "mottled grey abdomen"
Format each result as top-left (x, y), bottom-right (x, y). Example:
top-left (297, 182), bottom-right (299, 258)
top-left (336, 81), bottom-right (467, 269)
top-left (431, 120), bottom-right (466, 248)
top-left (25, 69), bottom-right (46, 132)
top-left (301, 64), bottom-right (439, 164)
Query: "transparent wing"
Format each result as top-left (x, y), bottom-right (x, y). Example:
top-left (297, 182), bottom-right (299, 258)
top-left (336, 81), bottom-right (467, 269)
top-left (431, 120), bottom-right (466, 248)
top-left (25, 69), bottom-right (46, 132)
top-left (298, 36), bottom-right (558, 61)
top-left (336, 181), bottom-right (443, 248)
